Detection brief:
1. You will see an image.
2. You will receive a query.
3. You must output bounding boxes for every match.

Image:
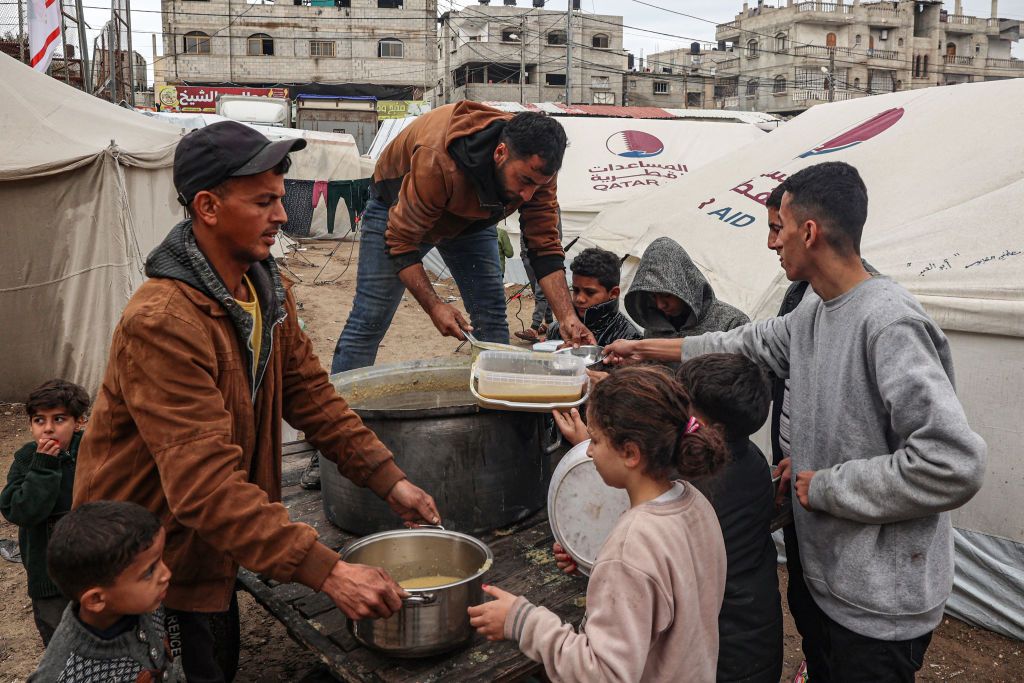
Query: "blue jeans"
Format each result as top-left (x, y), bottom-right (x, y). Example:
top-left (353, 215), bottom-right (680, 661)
top-left (331, 198), bottom-right (510, 373)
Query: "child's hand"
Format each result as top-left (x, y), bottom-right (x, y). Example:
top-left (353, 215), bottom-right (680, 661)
top-left (36, 438), bottom-right (61, 457)
top-left (552, 542), bottom-right (579, 575)
top-left (467, 584), bottom-right (517, 641)
top-left (551, 408), bottom-right (589, 446)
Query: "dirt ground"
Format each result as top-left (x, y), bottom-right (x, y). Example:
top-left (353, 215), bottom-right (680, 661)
top-left (1, 239), bottom-right (1020, 681)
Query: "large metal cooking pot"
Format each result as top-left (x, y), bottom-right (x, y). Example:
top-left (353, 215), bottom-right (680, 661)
top-left (323, 358), bottom-right (561, 535)
top-left (341, 527), bottom-right (492, 657)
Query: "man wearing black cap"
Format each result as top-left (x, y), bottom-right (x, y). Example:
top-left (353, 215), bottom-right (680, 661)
top-left (76, 122), bottom-right (440, 682)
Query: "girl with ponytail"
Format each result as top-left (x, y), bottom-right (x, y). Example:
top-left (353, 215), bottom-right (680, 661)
top-left (469, 366), bottom-right (728, 682)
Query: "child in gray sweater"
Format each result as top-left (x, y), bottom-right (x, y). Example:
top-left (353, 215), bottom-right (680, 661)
top-left (469, 366), bottom-right (728, 682)
top-left (30, 501), bottom-right (182, 682)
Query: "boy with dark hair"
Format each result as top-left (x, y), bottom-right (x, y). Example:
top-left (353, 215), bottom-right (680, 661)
top-left (678, 354), bottom-right (783, 683)
top-left (1, 379), bottom-right (90, 645)
top-left (547, 247), bottom-right (640, 346)
top-left (30, 501), bottom-right (180, 682)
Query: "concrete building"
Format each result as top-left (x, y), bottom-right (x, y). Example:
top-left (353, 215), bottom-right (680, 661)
top-left (158, 0), bottom-right (438, 99)
top-left (627, 43), bottom-right (741, 109)
top-left (438, 1), bottom-right (627, 106)
top-left (715, 0), bottom-right (1023, 115)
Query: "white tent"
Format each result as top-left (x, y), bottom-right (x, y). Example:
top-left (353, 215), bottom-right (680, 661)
top-left (579, 80), bottom-right (1024, 639)
top-left (0, 54), bottom-right (182, 402)
top-left (420, 115), bottom-right (767, 283)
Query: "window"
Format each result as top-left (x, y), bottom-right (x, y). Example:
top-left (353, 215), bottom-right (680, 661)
top-left (593, 91), bottom-right (614, 104)
top-left (686, 91), bottom-right (702, 107)
top-left (547, 30), bottom-right (567, 46)
top-left (746, 78), bottom-right (758, 96)
top-left (247, 33), bottom-right (273, 57)
top-left (898, 37), bottom-right (904, 47)
top-left (183, 31), bottom-right (210, 55)
top-left (335, 0), bottom-right (351, 6)
top-left (826, 32), bottom-right (837, 48)
top-left (545, 73), bottom-right (566, 86)
top-left (773, 75), bottom-right (786, 94)
top-left (592, 33), bottom-right (609, 49)
top-left (746, 39), bottom-right (758, 58)
top-left (378, 38), bottom-right (404, 58)
top-left (501, 28), bottom-right (520, 43)
top-left (653, 81), bottom-right (669, 95)
top-left (661, 67), bottom-right (672, 74)
top-left (775, 32), bottom-right (787, 53)
top-left (853, 76), bottom-right (861, 90)
top-left (855, 33), bottom-right (862, 46)
top-left (377, 0), bottom-right (403, 7)
top-left (310, 40), bottom-right (335, 57)
top-left (591, 75), bottom-right (610, 89)
top-left (629, 79), bottom-right (637, 89)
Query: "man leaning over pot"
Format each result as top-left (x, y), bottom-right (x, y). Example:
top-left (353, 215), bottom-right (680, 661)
top-left (75, 122), bottom-right (440, 683)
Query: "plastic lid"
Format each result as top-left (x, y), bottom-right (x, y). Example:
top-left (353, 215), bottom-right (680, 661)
top-left (547, 440), bottom-right (631, 576)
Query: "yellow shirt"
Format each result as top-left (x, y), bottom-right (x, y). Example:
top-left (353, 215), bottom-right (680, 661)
top-left (234, 275), bottom-right (262, 378)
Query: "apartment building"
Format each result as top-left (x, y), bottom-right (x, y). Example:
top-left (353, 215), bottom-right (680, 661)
top-left (715, 0), bottom-right (1022, 115)
top-left (439, 0), bottom-right (627, 106)
top-left (158, 0), bottom-right (437, 99)
top-left (627, 44), bottom-right (741, 108)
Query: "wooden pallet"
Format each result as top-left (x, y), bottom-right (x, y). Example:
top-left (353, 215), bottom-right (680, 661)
top-left (237, 442), bottom-right (587, 682)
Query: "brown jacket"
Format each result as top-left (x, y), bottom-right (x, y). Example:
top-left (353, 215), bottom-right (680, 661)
top-left (75, 222), bottom-right (405, 612)
top-left (372, 101), bottom-right (565, 280)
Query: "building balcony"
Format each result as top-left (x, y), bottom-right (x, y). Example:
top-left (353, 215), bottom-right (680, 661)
top-left (943, 55), bottom-right (974, 67)
top-left (716, 21), bottom-right (741, 42)
top-left (986, 57), bottom-right (1024, 70)
top-left (863, 2), bottom-right (900, 18)
top-left (718, 95), bottom-right (740, 109)
top-left (717, 57), bottom-right (740, 71)
top-left (792, 44), bottom-right (855, 58)
top-left (792, 88), bottom-right (864, 103)
top-left (795, 2), bottom-right (853, 20)
top-left (942, 14), bottom-right (983, 33)
top-left (866, 48), bottom-right (899, 61)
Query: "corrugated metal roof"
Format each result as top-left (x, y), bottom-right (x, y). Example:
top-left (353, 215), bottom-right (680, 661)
top-left (478, 102), bottom-right (780, 123)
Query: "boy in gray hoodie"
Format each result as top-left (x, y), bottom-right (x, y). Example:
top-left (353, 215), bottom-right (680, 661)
top-left (604, 162), bottom-right (986, 682)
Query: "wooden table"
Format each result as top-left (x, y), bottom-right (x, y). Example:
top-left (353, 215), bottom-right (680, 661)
top-left (237, 443), bottom-right (587, 682)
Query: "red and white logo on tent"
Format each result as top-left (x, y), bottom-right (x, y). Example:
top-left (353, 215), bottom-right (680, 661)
top-left (28, 0), bottom-right (62, 73)
top-left (606, 130), bottom-right (664, 158)
top-left (799, 108), bottom-right (904, 158)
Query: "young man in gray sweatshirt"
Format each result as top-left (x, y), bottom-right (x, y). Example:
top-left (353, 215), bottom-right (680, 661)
top-left (604, 161), bottom-right (986, 681)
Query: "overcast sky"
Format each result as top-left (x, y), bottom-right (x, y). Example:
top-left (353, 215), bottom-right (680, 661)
top-left (71, 0), bottom-right (1023, 86)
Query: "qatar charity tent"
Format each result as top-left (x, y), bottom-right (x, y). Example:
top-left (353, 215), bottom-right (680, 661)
top-left (422, 113), bottom-right (766, 284)
top-left (0, 53), bottom-right (182, 401)
top-left (578, 78), bottom-right (1024, 639)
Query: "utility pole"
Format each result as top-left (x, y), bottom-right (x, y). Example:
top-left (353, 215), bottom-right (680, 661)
top-left (76, 0), bottom-right (91, 92)
top-left (443, 14), bottom-right (451, 104)
top-left (827, 47), bottom-right (835, 102)
top-left (565, 1), bottom-right (572, 104)
top-left (518, 15), bottom-right (526, 105)
top-left (17, 0), bottom-right (24, 63)
top-left (108, 20), bottom-right (117, 103)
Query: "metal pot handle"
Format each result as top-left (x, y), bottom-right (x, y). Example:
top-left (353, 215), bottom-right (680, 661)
top-left (402, 592), bottom-right (438, 606)
top-left (413, 523), bottom-right (446, 531)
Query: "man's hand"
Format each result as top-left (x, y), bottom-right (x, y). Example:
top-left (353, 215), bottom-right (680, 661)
top-left (35, 438), bottom-right (62, 457)
top-left (602, 339), bottom-right (644, 365)
top-left (552, 542), bottom-right (579, 575)
top-left (427, 302), bottom-right (471, 340)
top-left (557, 314), bottom-right (596, 347)
top-left (385, 479), bottom-right (441, 526)
top-left (795, 470), bottom-right (817, 511)
top-left (551, 408), bottom-right (589, 447)
top-left (772, 458), bottom-right (792, 508)
top-left (467, 584), bottom-right (518, 641)
top-left (320, 560), bottom-right (407, 620)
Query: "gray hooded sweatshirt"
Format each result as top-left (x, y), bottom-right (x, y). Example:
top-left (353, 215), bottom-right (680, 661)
top-left (683, 276), bottom-right (986, 640)
top-left (625, 237), bottom-right (749, 338)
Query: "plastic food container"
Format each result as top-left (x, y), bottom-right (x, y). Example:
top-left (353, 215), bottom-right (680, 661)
top-left (471, 350), bottom-right (588, 412)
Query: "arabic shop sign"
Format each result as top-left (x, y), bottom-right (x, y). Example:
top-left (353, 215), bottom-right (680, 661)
top-left (377, 100), bottom-right (431, 120)
top-left (157, 85), bottom-right (289, 113)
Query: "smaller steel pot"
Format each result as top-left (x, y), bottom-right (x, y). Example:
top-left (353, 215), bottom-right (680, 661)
top-left (341, 527), bottom-right (493, 657)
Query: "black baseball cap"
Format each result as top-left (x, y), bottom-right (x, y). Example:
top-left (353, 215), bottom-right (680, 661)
top-left (173, 121), bottom-right (307, 207)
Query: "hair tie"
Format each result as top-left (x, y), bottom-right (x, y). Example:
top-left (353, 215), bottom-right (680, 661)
top-left (685, 416), bottom-right (701, 434)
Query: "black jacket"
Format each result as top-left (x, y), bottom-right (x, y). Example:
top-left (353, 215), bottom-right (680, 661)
top-left (546, 298), bottom-right (640, 346)
top-left (691, 439), bottom-right (783, 683)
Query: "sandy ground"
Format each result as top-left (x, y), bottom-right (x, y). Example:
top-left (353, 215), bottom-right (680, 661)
top-left (1, 239), bottom-right (1020, 681)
